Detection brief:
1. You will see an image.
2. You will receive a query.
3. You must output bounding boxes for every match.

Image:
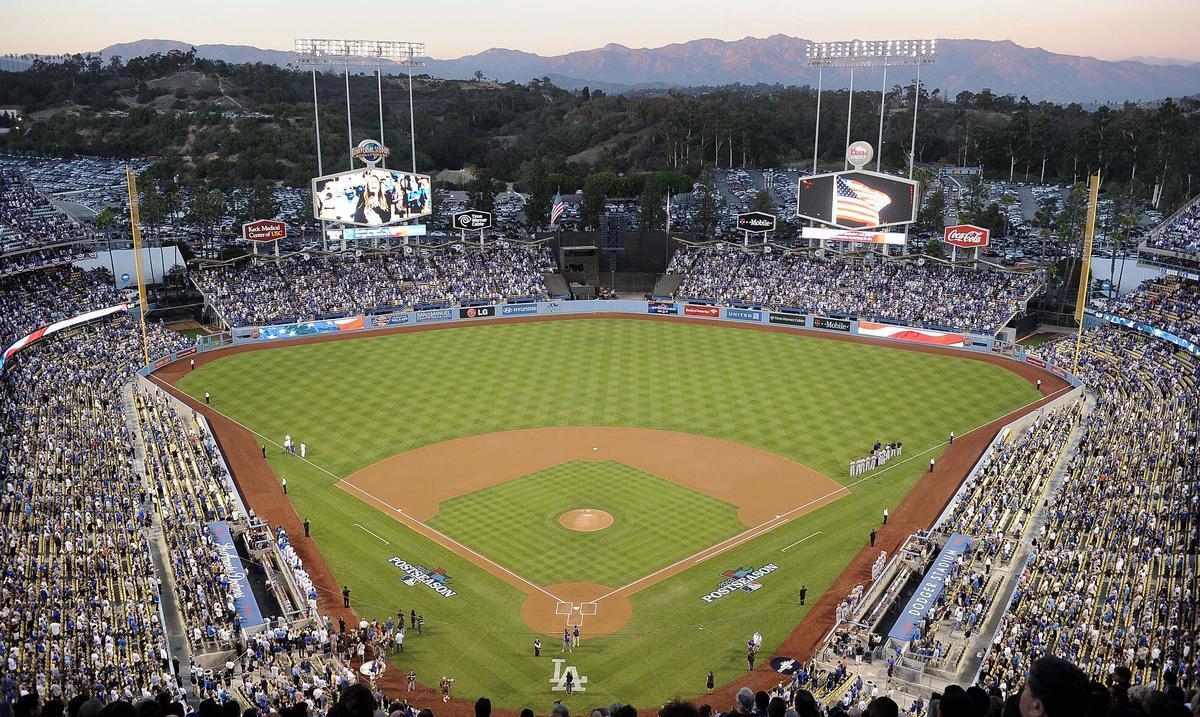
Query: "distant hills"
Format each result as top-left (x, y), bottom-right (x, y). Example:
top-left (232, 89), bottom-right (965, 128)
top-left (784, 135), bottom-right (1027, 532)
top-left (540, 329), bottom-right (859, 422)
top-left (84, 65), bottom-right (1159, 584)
top-left (38, 36), bottom-right (1200, 102)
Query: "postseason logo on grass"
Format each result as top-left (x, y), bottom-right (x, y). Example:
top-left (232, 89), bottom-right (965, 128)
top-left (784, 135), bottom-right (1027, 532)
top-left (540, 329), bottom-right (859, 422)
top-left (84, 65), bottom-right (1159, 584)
top-left (388, 557), bottom-right (458, 598)
top-left (700, 564), bottom-right (779, 603)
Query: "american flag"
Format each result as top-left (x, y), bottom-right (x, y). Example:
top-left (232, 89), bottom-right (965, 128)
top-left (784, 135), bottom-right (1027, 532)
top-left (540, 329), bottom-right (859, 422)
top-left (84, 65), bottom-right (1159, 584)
top-left (550, 192), bottom-right (566, 227)
top-left (835, 176), bottom-right (892, 227)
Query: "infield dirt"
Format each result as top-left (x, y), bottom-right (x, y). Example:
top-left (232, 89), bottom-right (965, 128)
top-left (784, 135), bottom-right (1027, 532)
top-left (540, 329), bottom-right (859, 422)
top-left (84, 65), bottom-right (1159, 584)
top-left (152, 313), bottom-right (1071, 716)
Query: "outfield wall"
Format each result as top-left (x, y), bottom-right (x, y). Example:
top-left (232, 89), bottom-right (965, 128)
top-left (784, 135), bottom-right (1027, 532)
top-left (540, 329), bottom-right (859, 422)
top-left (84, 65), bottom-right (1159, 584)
top-left (140, 300), bottom-right (1082, 387)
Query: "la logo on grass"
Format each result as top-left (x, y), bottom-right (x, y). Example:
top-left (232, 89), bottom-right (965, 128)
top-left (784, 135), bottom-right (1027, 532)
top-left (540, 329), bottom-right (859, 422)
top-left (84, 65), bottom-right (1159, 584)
top-left (549, 659), bottom-right (587, 692)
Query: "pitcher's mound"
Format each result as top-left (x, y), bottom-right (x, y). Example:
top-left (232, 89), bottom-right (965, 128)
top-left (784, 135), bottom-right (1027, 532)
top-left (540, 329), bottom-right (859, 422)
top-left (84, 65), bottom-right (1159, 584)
top-left (560, 509), bottom-right (613, 532)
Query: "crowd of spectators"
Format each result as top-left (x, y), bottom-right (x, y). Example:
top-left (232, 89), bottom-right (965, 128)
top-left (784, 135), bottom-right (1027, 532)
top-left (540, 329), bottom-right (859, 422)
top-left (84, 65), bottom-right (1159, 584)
top-left (133, 390), bottom-right (242, 653)
top-left (0, 170), bottom-right (93, 254)
top-left (669, 246), bottom-right (1040, 334)
top-left (192, 246), bottom-right (555, 327)
top-left (938, 405), bottom-right (1082, 563)
top-left (979, 323), bottom-right (1199, 692)
top-left (0, 264), bottom-right (353, 706)
top-left (0, 311), bottom-right (191, 702)
top-left (0, 267), bottom-right (125, 348)
top-left (1145, 199), bottom-right (1200, 255)
top-left (1093, 276), bottom-right (1200, 346)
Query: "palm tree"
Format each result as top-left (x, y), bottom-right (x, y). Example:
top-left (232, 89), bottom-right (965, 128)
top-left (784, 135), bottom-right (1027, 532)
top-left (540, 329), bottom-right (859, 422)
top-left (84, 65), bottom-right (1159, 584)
top-left (999, 192), bottom-right (1016, 237)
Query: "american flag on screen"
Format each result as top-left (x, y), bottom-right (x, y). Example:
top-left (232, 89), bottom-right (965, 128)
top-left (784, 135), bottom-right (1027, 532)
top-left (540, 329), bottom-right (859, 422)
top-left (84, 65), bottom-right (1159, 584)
top-left (835, 176), bottom-right (892, 227)
top-left (550, 192), bottom-right (566, 227)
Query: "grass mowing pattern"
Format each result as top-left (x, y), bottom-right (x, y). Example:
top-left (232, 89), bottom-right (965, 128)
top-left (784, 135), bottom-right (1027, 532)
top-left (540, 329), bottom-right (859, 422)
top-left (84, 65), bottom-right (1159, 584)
top-left (427, 460), bottom-right (746, 586)
top-left (177, 318), bottom-right (1038, 708)
top-left (180, 319), bottom-right (1034, 480)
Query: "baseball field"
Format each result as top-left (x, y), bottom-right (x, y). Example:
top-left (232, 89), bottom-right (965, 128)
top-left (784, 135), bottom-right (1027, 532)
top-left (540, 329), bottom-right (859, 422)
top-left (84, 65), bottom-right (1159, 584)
top-left (173, 317), bottom-right (1041, 709)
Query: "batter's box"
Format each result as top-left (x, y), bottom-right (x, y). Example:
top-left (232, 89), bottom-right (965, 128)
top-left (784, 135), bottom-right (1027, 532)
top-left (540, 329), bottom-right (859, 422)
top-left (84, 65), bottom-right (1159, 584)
top-left (555, 601), bottom-right (573, 615)
top-left (580, 602), bottom-right (598, 616)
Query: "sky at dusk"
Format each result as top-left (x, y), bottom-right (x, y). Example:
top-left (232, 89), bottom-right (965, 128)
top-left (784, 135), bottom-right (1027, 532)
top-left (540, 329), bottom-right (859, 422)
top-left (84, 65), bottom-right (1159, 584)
top-left (3, 0), bottom-right (1198, 63)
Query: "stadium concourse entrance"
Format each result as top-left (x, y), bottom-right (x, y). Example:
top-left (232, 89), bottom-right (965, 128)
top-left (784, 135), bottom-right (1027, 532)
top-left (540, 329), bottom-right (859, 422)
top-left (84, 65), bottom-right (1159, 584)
top-left (542, 229), bottom-right (687, 296)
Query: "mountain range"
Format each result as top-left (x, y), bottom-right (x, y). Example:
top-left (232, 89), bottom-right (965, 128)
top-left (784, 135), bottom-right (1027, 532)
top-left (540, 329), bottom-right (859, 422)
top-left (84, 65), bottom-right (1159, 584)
top-left (63, 36), bottom-right (1200, 103)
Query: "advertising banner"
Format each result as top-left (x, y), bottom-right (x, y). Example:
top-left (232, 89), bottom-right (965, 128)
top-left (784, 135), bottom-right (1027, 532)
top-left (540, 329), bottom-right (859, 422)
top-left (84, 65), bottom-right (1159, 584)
top-left (1026, 356), bottom-right (1046, 368)
top-left (415, 308), bottom-right (454, 323)
top-left (858, 321), bottom-right (969, 347)
top-left (501, 304), bottom-right (539, 316)
top-left (943, 224), bottom-right (990, 249)
top-left (458, 306), bottom-right (495, 319)
top-left (1, 302), bottom-right (129, 373)
top-left (725, 308), bottom-right (763, 322)
top-left (334, 225), bottom-right (428, 242)
top-left (812, 316), bottom-right (852, 332)
top-left (684, 304), bottom-right (720, 317)
top-left (768, 312), bottom-right (806, 327)
top-left (242, 219), bottom-right (287, 243)
top-left (888, 534), bottom-right (971, 641)
top-left (208, 521), bottom-right (267, 628)
top-left (250, 316), bottom-right (365, 341)
top-left (647, 301), bottom-right (679, 315)
top-left (801, 227), bottom-right (906, 245)
top-left (312, 168), bottom-right (432, 226)
top-left (1089, 310), bottom-right (1200, 357)
top-left (736, 212), bottom-right (777, 233)
top-left (453, 210), bottom-right (493, 231)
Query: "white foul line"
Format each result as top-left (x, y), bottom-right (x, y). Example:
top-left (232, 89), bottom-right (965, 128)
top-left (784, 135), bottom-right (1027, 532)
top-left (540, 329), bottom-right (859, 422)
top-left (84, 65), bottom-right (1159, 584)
top-left (149, 374), bottom-right (563, 604)
top-left (780, 531), bottom-right (823, 553)
top-left (155, 373), bottom-right (1072, 610)
top-left (354, 523), bottom-right (390, 544)
top-left (589, 385), bottom-right (1074, 605)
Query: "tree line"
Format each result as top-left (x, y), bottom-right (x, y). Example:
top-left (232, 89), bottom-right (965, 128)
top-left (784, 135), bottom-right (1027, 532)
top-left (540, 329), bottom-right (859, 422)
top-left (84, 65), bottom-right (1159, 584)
top-left (0, 50), bottom-right (1197, 214)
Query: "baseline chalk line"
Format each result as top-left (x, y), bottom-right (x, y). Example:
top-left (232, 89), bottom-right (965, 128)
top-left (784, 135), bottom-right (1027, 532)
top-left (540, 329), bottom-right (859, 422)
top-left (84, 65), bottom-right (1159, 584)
top-left (354, 523), bottom-right (390, 544)
top-left (780, 531), bottom-right (823, 553)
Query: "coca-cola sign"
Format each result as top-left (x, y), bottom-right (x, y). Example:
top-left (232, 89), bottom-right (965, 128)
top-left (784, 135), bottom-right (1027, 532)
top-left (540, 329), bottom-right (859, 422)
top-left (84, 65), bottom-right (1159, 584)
top-left (242, 219), bottom-right (287, 243)
top-left (943, 224), bottom-right (990, 248)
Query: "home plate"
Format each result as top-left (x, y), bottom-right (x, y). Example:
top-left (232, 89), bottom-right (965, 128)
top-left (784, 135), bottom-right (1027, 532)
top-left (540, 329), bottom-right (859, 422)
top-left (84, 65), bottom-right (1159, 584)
top-left (593, 447), bottom-right (598, 451)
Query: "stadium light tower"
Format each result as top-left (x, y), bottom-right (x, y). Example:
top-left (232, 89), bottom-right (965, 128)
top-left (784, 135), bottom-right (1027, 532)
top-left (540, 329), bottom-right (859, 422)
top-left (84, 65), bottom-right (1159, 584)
top-left (294, 39), bottom-right (426, 174)
top-left (805, 39), bottom-right (937, 175)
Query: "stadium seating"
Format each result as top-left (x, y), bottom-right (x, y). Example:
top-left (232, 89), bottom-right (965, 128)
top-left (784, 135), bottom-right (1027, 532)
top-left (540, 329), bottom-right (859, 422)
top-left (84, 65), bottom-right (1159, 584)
top-left (668, 246), bottom-right (1040, 334)
top-left (978, 325), bottom-right (1199, 692)
top-left (2, 198), bottom-right (1198, 715)
top-left (192, 246), bottom-right (556, 327)
top-left (1093, 275), bottom-right (1200, 345)
top-left (1145, 200), bottom-right (1200, 255)
top-left (0, 170), bottom-right (93, 254)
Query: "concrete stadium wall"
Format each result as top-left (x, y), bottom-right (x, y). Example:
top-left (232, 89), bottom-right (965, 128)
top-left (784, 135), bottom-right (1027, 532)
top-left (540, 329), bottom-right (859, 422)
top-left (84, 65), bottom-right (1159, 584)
top-left (139, 299), bottom-right (1085, 388)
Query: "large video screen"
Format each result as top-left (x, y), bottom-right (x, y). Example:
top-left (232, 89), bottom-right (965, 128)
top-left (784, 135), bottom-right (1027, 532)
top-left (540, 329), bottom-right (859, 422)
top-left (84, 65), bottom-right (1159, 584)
top-left (797, 170), bottom-right (917, 230)
top-left (312, 168), bottom-right (432, 226)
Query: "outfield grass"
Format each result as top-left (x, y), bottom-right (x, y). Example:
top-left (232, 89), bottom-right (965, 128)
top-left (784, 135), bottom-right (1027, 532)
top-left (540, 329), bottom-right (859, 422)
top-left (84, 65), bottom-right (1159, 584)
top-left (178, 318), bottom-right (1038, 709)
top-left (427, 460), bottom-right (746, 586)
